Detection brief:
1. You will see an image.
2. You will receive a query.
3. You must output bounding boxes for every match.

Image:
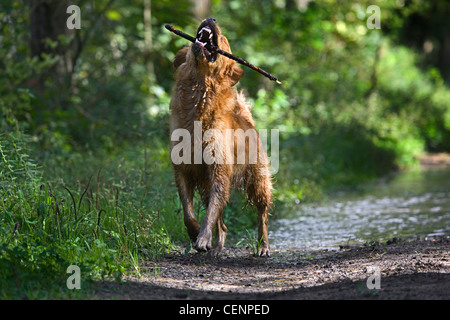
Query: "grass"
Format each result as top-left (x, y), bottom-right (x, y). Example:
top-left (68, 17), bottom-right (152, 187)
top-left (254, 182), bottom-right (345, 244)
top-left (0, 132), bottom-right (172, 298)
top-left (236, 229), bottom-right (264, 256)
top-left (0, 131), bottom-right (258, 298)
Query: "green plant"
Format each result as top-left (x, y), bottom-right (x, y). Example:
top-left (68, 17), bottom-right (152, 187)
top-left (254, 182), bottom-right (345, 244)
top-left (236, 229), bottom-right (264, 256)
top-left (0, 133), bottom-right (179, 298)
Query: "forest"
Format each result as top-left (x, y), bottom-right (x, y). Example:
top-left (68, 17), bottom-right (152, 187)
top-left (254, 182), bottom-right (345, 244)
top-left (1, 0), bottom-right (450, 298)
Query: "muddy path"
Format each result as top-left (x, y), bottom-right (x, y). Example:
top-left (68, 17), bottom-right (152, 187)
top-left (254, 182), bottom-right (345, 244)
top-left (94, 236), bottom-right (449, 300)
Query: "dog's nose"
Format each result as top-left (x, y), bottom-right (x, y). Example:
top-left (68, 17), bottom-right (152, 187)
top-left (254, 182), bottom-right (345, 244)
top-left (205, 17), bottom-right (217, 24)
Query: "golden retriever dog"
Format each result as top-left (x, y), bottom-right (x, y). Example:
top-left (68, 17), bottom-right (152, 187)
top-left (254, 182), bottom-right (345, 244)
top-left (169, 18), bottom-right (272, 257)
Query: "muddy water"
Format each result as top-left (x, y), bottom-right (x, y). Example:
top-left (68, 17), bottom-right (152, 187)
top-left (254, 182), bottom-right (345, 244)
top-left (270, 168), bottom-right (450, 250)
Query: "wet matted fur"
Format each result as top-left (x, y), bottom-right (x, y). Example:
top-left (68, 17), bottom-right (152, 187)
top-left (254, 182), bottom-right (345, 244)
top-left (169, 18), bottom-right (273, 257)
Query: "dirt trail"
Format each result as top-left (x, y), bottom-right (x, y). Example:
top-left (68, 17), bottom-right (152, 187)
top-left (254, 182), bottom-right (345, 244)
top-left (95, 236), bottom-right (450, 300)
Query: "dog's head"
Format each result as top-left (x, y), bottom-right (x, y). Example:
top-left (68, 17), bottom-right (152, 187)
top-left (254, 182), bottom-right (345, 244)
top-left (174, 18), bottom-right (243, 86)
top-left (192, 18), bottom-right (221, 63)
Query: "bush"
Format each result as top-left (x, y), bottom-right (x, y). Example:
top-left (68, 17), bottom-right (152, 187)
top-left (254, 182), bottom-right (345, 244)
top-left (0, 133), bottom-right (177, 298)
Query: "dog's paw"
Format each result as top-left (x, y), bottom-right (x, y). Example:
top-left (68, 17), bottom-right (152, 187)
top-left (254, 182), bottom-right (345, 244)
top-left (194, 234), bottom-right (212, 252)
top-left (257, 246), bottom-right (270, 257)
top-left (207, 248), bottom-right (222, 259)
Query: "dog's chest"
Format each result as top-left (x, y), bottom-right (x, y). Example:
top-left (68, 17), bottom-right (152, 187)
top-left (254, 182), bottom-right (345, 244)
top-left (180, 83), bottom-right (217, 129)
top-left (191, 84), bottom-right (210, 110)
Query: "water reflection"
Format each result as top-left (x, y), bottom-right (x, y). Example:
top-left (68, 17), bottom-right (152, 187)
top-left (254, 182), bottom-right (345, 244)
top-left (270, 169), bottom-right (450, 250)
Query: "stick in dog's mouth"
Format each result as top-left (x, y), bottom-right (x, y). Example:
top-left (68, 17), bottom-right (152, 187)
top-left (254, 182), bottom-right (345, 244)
top-left (165, 24), bottom-right (282, 84)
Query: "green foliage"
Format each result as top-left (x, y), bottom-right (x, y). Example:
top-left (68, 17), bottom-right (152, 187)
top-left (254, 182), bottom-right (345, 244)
top-left (211, 0), bottom-right (450, 204)
top-left (1, 0), bottom-right (450, 298)
top-left (236, 229), bottom-right (264, 256)
top-left (0, 133), bottom-right (176, 298)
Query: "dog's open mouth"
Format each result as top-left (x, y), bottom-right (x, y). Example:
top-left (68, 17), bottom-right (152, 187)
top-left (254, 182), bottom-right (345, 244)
top-left (194, 20), bottom-right (218, 63)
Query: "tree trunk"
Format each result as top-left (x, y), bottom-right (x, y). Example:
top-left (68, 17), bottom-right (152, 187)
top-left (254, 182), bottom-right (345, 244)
top-left (30, 0), bottom-right (71, 63)
top-left (143, 0), bottom-right (155, 83)
top-left (29, 0), bottom-right (74, 91)
top-left (191, 0), bottom-right (211, 21)
top-left (439, 34), bottom-right (450, 83)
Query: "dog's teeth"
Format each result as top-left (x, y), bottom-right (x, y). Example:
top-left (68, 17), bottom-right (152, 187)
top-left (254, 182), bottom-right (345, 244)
top-left (209, 34), bottom-right (213, 39)
top-left (201, 27), bottom-right (211, 34)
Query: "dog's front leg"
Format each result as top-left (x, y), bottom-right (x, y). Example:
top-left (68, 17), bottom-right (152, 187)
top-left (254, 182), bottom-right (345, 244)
top-left (195, 194), bottom-right (221, 252)
top-left (195, 180), bottom-right (229, 252)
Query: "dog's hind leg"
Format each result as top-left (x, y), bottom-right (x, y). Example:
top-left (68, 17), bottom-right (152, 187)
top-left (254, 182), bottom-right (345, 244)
top-left (175, 171), bottom-right (200, 243)
top-left (256, 205), bottom-right (270, 257)
top-left (246, 166), bottom-right (272, 257)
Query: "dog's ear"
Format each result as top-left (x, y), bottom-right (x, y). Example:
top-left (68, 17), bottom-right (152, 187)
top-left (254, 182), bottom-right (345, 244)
top-left (229, 63), bottom-right (243, 86)
top-left (173, 46), bottom-right (189, 70)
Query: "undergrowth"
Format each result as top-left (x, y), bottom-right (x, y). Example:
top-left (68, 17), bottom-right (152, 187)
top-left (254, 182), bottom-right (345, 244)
top-left (0, 130), bottom-right (260, 299)
top-left (0, 132), bottom-right (178, 298)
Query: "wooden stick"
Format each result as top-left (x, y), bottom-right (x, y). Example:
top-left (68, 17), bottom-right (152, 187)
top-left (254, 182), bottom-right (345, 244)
top-left (165, 24), bottom-right (281, 84)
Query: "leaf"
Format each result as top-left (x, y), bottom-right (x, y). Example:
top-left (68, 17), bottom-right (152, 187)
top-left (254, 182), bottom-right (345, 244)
top-left (106, 10), bottom-right (121, 21)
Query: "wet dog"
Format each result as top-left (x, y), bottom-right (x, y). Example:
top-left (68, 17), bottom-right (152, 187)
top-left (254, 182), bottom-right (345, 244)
top-left (169, 18), bottom-right (272, 256)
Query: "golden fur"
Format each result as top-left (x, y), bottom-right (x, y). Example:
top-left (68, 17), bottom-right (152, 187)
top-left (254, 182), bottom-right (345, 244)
top-left (169, 19), bottom-right (272, 256)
